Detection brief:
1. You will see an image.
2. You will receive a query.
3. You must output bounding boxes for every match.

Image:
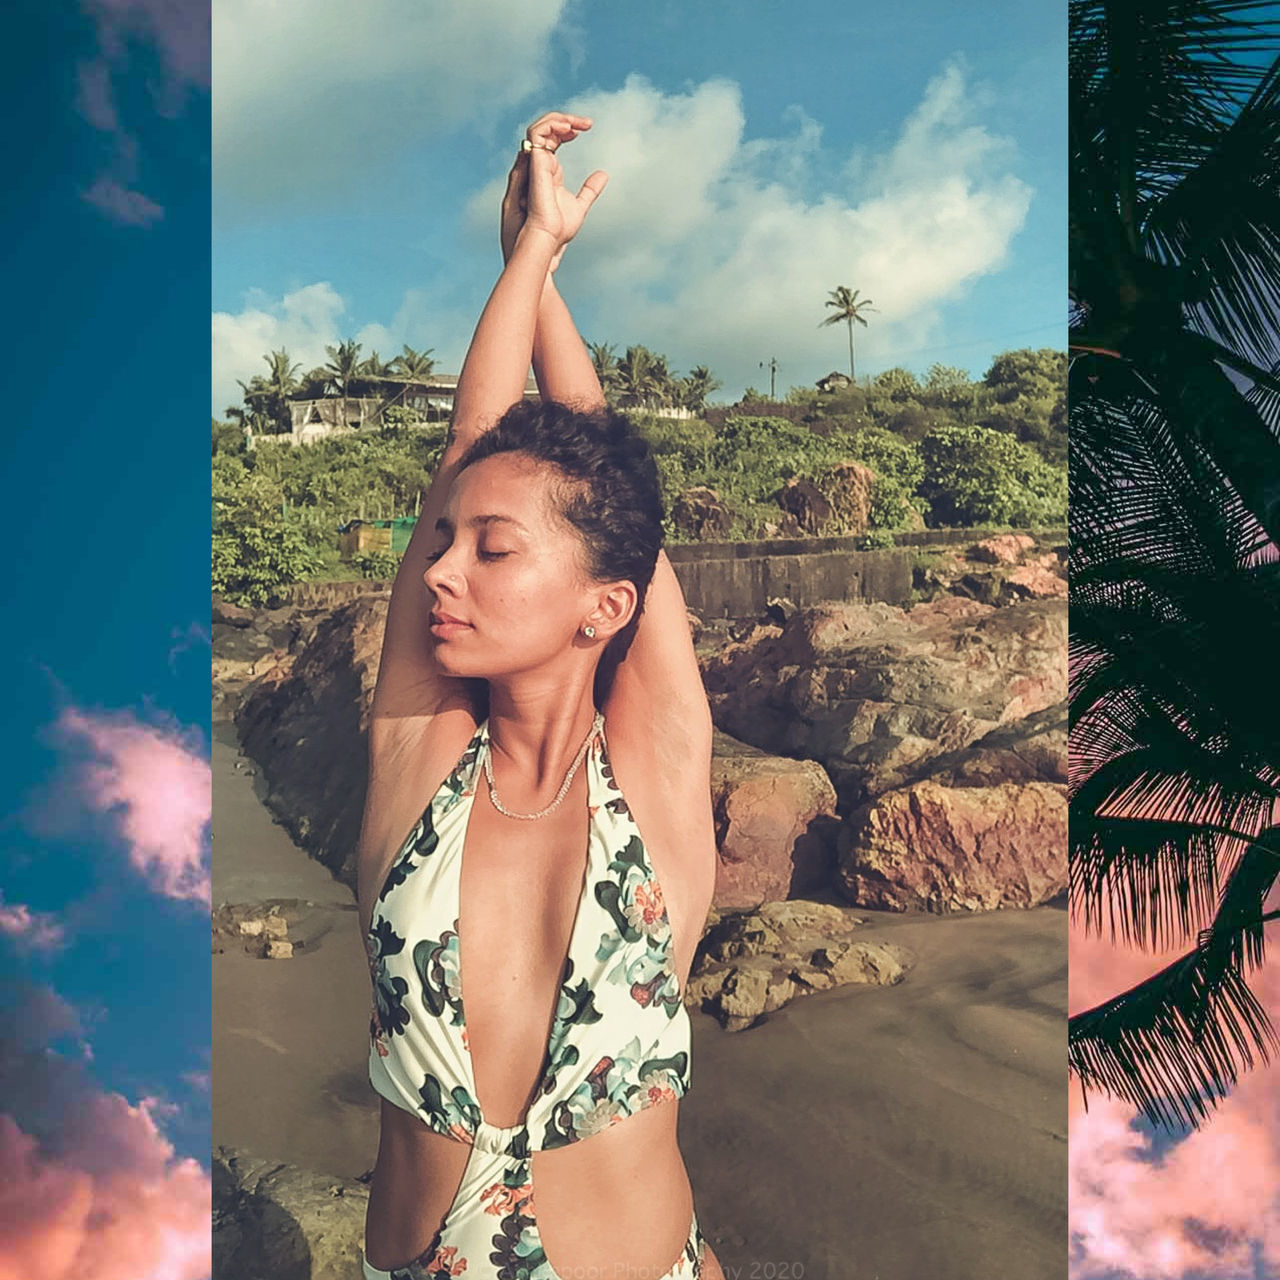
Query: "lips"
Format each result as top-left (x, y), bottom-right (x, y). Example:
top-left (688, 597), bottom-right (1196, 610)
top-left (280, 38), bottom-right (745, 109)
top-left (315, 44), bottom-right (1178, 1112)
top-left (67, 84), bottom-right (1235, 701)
top-left (429, 611), bottom-right (471, 629)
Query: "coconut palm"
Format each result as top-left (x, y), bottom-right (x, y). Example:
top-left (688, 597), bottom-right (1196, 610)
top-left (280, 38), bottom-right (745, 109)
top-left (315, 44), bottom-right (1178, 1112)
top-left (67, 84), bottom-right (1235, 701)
top-left (585, 341), bottom-right (622, 402)
top-left (616, 345), bottom-right (662, 409)
top-left (679, 365), bottom-right (722, 414)
top-left (324, 338), bottom-right (364, 429)
top-left (1068, 0), bottom-right (1280, 1131)
top-left (819, 286), bottom-right (877, 381)
top-left (391, 344), bottom-right (436, 382)
top-left (237, 348), bottom-right (301, 434)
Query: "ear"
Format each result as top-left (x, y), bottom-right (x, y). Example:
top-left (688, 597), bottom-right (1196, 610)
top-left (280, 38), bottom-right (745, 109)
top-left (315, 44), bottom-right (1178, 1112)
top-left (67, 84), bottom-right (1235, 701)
top-left (586, 580), bottom-right (638, 639)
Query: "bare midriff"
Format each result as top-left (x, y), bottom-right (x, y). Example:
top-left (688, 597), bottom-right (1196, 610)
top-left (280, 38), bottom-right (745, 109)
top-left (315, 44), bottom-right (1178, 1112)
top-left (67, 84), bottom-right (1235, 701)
top-left (365, 1092), bottom-right (695, 1275)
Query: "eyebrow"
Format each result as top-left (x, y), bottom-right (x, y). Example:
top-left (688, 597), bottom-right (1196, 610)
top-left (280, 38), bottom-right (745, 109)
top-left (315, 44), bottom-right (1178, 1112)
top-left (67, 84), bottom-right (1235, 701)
top-left (434, 514), bottom-right (529, 534)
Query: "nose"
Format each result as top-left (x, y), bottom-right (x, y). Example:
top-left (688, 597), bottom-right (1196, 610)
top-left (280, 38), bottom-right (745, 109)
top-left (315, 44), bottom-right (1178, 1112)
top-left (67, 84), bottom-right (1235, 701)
top-left (423, 549), bottom-right (462, 598)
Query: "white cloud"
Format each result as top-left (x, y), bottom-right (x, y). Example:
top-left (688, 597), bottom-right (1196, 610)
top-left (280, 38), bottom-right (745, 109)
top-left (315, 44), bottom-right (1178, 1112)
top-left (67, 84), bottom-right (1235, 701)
top-left (213, 0), bottom-right (569, 201)
top-left (216, 61), bottom-right (1035, 408)
top-left (536, 65), bottom-right (1031, 393)
top-left (211, 281), bottom-right (474, 417)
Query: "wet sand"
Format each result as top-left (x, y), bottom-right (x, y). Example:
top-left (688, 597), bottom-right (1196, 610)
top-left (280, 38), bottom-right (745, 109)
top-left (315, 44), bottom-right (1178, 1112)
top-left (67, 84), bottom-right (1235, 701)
top-left (212, 722), bottom-right (1066, 1278)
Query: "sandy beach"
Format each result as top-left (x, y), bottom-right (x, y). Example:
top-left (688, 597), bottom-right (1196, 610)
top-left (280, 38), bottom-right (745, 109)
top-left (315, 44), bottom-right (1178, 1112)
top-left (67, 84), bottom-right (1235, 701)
top-left (212, 721), bottom-right (1066, 1278)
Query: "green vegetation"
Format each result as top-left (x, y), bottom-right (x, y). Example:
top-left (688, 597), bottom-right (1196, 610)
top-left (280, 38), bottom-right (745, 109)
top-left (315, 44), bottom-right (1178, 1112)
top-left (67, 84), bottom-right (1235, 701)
top-left (212, 345), bottom-right (1065, 606)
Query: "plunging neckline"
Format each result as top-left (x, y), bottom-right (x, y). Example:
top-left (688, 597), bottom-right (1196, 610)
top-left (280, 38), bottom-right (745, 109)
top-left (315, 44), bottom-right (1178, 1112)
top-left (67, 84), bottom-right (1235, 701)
top-left (453, 715), bottom-right (602, 1134)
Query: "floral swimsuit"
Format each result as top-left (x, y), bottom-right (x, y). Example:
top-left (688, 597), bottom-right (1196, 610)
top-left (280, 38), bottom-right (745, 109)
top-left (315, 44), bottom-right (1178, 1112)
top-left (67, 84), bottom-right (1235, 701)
top-left (364, 711), bottom-right (705, 1279)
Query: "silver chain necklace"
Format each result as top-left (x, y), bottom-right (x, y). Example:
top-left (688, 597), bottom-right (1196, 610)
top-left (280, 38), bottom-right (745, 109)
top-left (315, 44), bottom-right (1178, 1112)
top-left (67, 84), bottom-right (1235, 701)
top-left (484, 711), bottom-right (604, 820)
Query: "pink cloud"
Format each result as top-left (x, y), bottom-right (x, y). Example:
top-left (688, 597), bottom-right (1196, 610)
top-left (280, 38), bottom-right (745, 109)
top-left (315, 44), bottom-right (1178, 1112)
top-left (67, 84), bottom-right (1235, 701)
top-left (0, 1105), bottom-right (210, 1280)
top-left (55, 706), bottom-right (210, 905)
top-left (0, 895), bottom-right (65, 954)
top-left (0, 984), bottom-right (210, 1280)
top-left (1069, 877), bottom-right (1280, 1277)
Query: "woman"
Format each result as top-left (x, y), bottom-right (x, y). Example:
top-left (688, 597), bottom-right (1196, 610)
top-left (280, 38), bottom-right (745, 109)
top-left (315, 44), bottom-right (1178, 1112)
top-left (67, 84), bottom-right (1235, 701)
top-left (357, 112), bottom-right (726, 1280)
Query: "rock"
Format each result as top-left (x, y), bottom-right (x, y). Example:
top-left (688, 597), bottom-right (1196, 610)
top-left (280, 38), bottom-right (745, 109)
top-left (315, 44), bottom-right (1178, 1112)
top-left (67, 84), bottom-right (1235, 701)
top-left (214, 597), bottom-right (256, 628)
top-left (214, 1147), bottom-right (369, 1280)
top-left (999, 560), bottom-right (1068, 602)
top-left (923, 701), bottom-right (1067, 787)
top-left (818, 461), bottom-right (876, 537)
top-left (764, 596), bottom-right (798, 626)
top-left (837, 780), bottom-right (1067, 912)
top-left (670, 486), bottom-right (734, 541)
top-left (686, 896), bottom-right (912, 1030)
top-left (710, 731), bottom-right (840, 908)
top-left (701, 596), bottom-right (1067, 809)
top-left (235, 600), bottom-right (839, 910)
top-left (776, 477), bottom-right (833, 535)
top-left (236, 597), bottom-right (389, 886)
top-left (969, 534), bottom-right (1036, 565)
top-left (266, 939), bottom-right (294, 959)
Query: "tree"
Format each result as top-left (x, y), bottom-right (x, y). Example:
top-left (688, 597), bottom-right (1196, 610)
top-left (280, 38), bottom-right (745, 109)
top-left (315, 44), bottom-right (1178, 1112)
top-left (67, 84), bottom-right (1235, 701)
top-left (1068, 0), bottom-right (1280, 1132)
top-left (617, 345), bottom-right (664, 409)
top-left (819, 286), bottom-right (877, 380)
top-left (679, 364), bottom-right (722, 414)
top-left (237, 347), bottom-right (301, 434)
top-left (391, 344), bottom-right (436, 381)
top-left (324, 338), bottom-right (364, 429)
top-left (585, 341), bottom-right (621, 401)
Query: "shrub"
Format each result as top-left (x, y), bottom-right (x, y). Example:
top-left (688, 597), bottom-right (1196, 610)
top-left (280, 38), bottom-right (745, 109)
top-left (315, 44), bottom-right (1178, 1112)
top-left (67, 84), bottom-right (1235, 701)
top-left (919, 423), bottom-right (1067, 527)
top-left (354, 550), bottom-right (402, 579)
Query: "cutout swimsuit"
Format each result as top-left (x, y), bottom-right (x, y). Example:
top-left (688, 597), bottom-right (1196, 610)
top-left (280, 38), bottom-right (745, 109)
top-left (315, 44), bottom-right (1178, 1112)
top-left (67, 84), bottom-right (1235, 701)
top-left (364, 711), bottom-right (705, 1279)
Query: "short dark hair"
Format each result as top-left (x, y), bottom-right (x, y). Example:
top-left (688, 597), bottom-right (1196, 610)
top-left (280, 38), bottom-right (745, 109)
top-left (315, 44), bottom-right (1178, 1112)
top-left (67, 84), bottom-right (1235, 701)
top-left (455, 399), bottom-right (666, 670)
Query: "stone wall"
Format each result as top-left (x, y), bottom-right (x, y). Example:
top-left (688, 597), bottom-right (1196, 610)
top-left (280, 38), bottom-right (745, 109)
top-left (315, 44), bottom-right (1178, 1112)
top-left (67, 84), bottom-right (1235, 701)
top-left (273, 529), bottom-right (1064, 616)
top-left (276, 545), bottom-right (911, 615)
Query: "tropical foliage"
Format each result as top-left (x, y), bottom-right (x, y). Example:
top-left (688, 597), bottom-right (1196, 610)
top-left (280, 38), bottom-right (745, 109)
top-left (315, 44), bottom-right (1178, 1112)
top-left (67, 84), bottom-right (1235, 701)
top-left (1068, 0), bottom-right (1280, 1131)
top-left (213, 344), bottom-right (1065, 601)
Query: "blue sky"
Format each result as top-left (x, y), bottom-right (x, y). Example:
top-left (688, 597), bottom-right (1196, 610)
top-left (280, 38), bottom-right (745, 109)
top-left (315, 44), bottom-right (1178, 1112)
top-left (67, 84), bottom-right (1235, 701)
top-left (212, 0), bottom-right (1065, 415)
top-left (0, 2), bottom-right (210, 1275)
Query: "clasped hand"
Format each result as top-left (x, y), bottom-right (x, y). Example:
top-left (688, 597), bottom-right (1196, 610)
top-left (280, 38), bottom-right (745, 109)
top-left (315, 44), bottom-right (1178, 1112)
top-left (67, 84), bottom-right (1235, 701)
top-left (501, 111), bottom-right (609, 270)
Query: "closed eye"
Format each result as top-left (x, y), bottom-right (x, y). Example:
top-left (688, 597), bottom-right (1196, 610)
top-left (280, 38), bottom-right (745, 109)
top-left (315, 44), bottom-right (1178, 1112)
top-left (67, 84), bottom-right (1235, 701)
top-left (479, 549), bottom-right (511, 561)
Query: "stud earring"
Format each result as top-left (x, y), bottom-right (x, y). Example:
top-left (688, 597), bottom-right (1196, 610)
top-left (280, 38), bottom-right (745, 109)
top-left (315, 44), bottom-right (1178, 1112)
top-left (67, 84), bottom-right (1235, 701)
top-left (583, 625), bottom-right (596, 638)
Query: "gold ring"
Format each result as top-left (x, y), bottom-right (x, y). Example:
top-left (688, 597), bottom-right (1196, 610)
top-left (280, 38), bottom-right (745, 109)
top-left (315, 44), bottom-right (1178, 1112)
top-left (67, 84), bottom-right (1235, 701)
top-left (520, 139), bottom-right (555, 153)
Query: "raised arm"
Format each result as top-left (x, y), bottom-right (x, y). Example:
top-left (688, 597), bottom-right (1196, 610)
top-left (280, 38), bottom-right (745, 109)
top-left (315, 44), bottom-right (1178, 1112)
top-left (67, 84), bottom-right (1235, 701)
top-left (504, 122), bottom-right (714, 852)
top-left (501, 113), bottom-right (607, 411)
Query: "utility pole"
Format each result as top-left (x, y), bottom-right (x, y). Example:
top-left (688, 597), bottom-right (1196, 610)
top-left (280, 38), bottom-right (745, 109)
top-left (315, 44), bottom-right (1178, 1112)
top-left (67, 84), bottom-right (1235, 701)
top-left (759, 357), bottom-right (778, 400)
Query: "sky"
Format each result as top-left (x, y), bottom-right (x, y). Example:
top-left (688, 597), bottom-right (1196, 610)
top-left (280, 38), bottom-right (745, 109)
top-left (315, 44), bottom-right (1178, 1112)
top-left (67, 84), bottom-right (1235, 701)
top-left (0, 2), bottom-right (211, 1277)
top-left (210, 0), bottom-right (1066, 417)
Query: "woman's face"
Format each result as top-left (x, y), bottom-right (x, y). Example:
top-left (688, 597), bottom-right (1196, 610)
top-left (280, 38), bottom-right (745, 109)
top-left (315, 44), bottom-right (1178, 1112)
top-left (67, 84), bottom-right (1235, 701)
top-left (422, 452), bottom-right (603, 680)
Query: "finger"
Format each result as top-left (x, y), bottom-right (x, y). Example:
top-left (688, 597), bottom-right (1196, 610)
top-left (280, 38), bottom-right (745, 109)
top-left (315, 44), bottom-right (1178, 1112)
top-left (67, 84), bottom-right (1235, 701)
top-left (528, 113), bottom-right (593, 147)
top-left (575, 169), bottom-right (609, 208)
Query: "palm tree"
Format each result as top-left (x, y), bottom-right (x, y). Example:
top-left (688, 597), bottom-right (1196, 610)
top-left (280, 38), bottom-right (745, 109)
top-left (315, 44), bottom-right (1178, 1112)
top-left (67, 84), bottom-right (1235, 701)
top-left (819, 286), bottom-right (877, 381)
top-left (616, 345), bottom-right (660, 409)
top-left (679, 364), bottom-right (722, 414)
top-left (324, 338), bottom-right (364, 429)
top-left (585, 341), bottom-right (621, 402)
top-left (1068, 0), bottom-right (1280, 1132)
top-left (391, 344), bottom-right (436, 381)
top-left (237, 348), bottom-right (301, 433)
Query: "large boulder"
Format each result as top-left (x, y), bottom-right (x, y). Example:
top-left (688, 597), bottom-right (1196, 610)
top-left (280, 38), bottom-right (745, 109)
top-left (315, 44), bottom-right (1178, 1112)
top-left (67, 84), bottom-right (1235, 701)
top-left (701, 595), bottom-right (1067, 808)
top-left (214, 1147), bottom-right (368, 1280)
top-left (235, 596), bottom-right (388, 885)
top-left (711, 731), bottom-right (839, 908)
top-left (670, 485), bottom-right (734, 541)
top-left (775, 477), bottom-right (832, 535)
top-left (837, 780), bottom-right (1067, 912)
